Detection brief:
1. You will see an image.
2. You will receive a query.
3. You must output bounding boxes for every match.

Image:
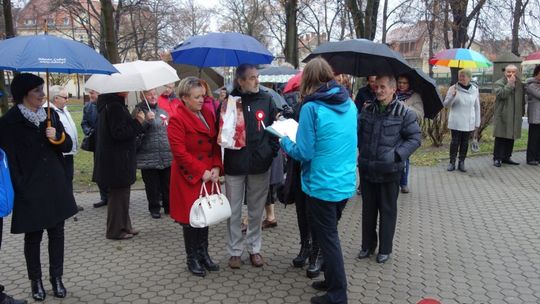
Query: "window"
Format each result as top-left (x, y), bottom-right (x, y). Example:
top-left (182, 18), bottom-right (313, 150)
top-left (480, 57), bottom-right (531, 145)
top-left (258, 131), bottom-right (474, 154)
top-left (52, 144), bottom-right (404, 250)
top-left (24, 19), bottom-right (36, 25)
top-left (63, 17), bottom-right (70, 26)
top-left (47, 18), bottom-right (55, 26)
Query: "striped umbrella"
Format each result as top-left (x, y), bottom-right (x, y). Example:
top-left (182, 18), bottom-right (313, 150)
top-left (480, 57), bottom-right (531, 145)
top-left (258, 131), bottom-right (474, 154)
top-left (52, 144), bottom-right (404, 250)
top-left (429, 48), bottom-right (492, 68)
top-left (522, 51), bottom-right (540, 65)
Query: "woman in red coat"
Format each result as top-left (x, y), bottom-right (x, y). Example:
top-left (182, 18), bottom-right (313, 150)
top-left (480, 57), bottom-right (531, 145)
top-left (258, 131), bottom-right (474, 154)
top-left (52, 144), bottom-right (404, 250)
top-left (168, 77), bottom-right (222, 277)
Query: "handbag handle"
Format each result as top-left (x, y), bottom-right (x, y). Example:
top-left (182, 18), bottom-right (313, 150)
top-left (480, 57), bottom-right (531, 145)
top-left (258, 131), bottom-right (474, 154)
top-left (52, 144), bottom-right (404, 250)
top-left (210, 181), bottom-right (222, 195)
top-left (199, 182), bottom-right (210, 198)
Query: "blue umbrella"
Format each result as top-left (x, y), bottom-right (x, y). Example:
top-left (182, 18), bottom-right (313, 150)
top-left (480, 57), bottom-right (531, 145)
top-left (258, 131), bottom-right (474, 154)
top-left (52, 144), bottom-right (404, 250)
top-left (171, 32), bottom-right (274, 68)
top-left (0, 35), bottom-right (118, 74)
top-left (0, 34), bottom-right (117, 145)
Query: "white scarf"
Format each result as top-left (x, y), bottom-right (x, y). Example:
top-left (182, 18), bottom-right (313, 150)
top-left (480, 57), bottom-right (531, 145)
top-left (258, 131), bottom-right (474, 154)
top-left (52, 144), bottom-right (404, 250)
top-left (17, 103), bottom-right (47, 127)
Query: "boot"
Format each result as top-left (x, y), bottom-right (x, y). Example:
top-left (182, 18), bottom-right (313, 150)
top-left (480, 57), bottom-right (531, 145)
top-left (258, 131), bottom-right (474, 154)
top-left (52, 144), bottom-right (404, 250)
top-left (458, 160), bottom-right (467, 172)
top-left (447, 159), bottom-right (456, 171)
top-left (197, 227), bottom-right (219, 272)
top-left (182, 226), bottom-right (206, 277)
top-left (50, 277), bottom-right (66, 298)
top-left (30, 279), bottom-right (46, 301)
top-left (292, 240), bottom-right (311, 268)
top-left (306, 247), bottom-right (324, 278)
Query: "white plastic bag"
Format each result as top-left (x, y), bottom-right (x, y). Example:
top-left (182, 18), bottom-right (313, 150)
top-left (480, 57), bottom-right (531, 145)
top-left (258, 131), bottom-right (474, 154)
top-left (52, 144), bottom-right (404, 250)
top-left (218, 96), bottom-right (246, 149)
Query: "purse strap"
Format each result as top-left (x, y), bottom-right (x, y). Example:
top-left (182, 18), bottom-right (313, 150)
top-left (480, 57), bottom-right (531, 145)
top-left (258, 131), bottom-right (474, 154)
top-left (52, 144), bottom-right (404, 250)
top-left (199, 182), bottom-right (210, 198)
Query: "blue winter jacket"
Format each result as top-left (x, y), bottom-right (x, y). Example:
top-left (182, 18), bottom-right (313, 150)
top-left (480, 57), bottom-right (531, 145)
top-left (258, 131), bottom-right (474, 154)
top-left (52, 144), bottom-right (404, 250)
top-left (280, 81), bottom-right (357, 202)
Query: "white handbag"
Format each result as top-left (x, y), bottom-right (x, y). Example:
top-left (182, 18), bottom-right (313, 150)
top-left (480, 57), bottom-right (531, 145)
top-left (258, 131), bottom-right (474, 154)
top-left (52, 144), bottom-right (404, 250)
top-left (189, 182), bottom-right (231, 228)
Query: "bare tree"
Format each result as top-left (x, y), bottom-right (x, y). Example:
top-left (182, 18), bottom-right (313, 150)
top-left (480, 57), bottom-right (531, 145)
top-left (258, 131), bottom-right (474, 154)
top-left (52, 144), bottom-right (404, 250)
top-left (297, 0), bottom-right (345, 48)
top-left (345, 0), bottom-right (380, 40)
top-left (1, 0), bottom-right (16, 114)
top-left (380, 0), bottom-right (414, 43)
top-left (100, 0), bottom-right (120, 63)
top-left (219, 0), bottom-right (269, 46)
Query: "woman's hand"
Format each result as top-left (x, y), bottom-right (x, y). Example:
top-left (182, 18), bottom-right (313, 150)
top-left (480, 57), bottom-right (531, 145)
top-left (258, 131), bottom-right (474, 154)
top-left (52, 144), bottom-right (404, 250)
top-left (135, 110), bottom-right (145, 124)
top-left (46, 127), bottom-right (57, 140)
top-left (210, 167), bottom-right (220, 182)
top-left (146, 111), bottom-right (155, 121)
top-left (202, 170), bottom-right (212, 182)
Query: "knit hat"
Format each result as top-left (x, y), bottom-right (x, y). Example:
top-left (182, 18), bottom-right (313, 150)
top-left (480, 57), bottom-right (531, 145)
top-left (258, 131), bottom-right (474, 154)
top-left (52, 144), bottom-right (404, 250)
top-left (10, 73), bottom-right (44, 104)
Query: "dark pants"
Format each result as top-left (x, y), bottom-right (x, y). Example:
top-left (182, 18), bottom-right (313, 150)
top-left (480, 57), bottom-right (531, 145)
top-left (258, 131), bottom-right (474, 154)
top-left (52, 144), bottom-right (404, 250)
top-left (141, 167), bottom-right (171, 214)
top-left (24, 221), bottom-right (65, 280)
top-left (399, 159), bottom-right (409, 187)
top-left (527, 124), bottom-right (540, 162)
top-left (106, 187), bottom-right (133, 239)
top-left (98, 183), bottom-right (109, 203)
top-left (307, 196), bottom-right (348, 304)
top-left (360, 179), bottom-right (399, 255)
top-left (294, 186), bottom-right (313, 246)
top-left (64, 155), bottom-right (74, 193)
top-left (450, 130), bottom-right (471, 162)
top-left (493, 137), bottom-right (515, 161)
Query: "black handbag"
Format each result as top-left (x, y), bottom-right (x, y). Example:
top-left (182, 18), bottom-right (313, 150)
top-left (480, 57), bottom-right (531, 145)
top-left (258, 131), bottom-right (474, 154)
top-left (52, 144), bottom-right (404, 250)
top-left (81, 130), bottom-right (96, 152)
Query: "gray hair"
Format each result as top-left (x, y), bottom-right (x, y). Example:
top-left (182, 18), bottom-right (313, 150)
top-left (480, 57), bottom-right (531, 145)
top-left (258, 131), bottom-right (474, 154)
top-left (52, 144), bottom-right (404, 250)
top-left (49, 85), bottom-right (67, 102)
top-left (458, 68), bottom-right (472, 78)
top-left (176, 77), bottom-right (202, 98)
top-left (233, 64), bottom-right (257, 89)
top-left (505, 64), bottom-right (518, 72)
top-left (377, 75), bottom-right (396, 88)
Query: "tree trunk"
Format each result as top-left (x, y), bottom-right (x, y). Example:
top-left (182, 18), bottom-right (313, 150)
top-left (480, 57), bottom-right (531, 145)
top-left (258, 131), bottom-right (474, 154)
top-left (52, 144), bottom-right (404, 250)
top-left (100, 0), bottom-right (120, 63)
top-left (284, 0), bottom-right (299, 68)
top-left (345, 0), bottom-right (364, 38)
top-left (1, 0), bottom-right (16, 114)
top-left (364, 0), bottom-right (380, 40)
top-left (381, 0), bottom-right (389, 43)
top-left (511, 0), bottom-right (525, 56)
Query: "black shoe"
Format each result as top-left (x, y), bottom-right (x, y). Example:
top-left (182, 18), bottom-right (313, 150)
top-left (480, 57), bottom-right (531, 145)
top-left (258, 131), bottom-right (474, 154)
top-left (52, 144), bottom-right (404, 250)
top-left (77, 205), bottom-right (84, 211)
top-left (493, 160), bottom-right (502, 167)
top-left (502, 159), bottom-right (519, 165)
top-left (50, 277), bottom-right (66, 298)
top-left (93, 201), bottom-right (107, 208)
top-left (310, 295), bottom-right (331, 304)
top-left (0, 294), bottom-right (28, 304)
top-left (357, 248), bottom-right (374, 259)
top-left (447, 162), bottom-right (456, 171)
top-left (311, 280), bottom-right (329, 291)
top-left (292, 242), bottom-right (311, 268)
top-left (376, 253), bottom-right (390, 264)
top-left (150, 212), bottom-right (161, 219)
top-left (458, 160), bottom-right (467, 172)
top-left (306, 249), bottom-right (323, 278)
top-left (30, 279), bottom-right (45, 301)
top-left (527, 161), bottom-right (539, 166)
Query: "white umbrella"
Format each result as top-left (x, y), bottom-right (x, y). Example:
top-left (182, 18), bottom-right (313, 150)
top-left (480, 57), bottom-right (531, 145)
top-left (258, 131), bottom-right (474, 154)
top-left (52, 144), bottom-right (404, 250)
top-left (85, 60), bottom-right (179, 94)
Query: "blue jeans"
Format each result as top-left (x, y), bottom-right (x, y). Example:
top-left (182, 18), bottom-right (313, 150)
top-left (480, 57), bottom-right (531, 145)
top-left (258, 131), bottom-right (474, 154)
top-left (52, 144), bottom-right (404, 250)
top-left (400, 159), bottom-right (409, 187)
top-left (307, 196), bottom-right (348, 304)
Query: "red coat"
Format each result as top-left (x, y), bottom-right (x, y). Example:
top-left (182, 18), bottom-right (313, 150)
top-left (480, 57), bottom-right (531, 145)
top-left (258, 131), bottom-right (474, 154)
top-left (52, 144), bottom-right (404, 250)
top-left (168, 102), bottom-right (223, 224)
top-left (158, 94), bottom-right (182, 118)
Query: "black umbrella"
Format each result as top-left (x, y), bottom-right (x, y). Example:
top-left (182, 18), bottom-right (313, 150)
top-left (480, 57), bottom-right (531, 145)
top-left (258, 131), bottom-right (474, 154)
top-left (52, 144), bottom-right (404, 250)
top-left (303, 39), bottom-right (412, 77)
top-left (401, 68), bottom-right (444, 119)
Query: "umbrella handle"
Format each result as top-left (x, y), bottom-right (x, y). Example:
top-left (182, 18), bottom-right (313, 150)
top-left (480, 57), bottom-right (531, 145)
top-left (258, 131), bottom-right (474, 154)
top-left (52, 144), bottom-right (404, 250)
top-left (46, 120), bottom-right (66, 145)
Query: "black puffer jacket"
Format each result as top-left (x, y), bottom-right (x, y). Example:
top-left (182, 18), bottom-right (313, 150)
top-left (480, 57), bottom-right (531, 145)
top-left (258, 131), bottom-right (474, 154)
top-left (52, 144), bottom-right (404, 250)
top-left (221, 88), bottom-right (279, 175)
top-left (94, 93), bottom-right (144, 188)
top-left (133, 102), bottom-right (172, 170)
top-left (358, 98), bottom-right (421, 183)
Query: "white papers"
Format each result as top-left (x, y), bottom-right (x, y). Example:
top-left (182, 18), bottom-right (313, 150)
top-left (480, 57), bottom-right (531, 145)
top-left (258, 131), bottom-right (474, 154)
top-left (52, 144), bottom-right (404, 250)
top-left (265, 118), bottom-right (299, 142)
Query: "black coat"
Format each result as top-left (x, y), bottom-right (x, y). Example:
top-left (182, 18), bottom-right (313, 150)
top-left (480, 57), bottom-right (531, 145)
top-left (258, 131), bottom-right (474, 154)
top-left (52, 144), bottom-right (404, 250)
top-left (0, 106), bottom-right (77, 233)
top-left (94, 93), bottom-right (144, 189)
top-left (358, 98), bottom-right (422, 183)
top-left (221, 89), bottom-right (279, 175)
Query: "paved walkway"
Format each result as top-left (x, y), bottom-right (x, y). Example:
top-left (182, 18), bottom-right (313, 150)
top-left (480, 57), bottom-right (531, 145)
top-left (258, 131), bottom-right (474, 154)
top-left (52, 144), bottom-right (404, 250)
top-left (1, 152), bottom-right (540, 304)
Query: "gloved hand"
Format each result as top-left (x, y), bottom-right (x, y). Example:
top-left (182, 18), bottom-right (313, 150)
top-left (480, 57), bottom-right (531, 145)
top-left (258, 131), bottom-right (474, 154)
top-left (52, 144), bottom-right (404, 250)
top-left (281, 104), bottom-right (295, 119)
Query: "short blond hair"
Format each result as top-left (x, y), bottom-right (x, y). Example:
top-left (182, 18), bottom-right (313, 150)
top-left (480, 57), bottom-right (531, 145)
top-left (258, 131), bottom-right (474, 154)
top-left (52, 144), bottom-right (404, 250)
top-left (458, 69), bottom-right (472, 78)
top-left (177, 77), bottom-right (202, 99)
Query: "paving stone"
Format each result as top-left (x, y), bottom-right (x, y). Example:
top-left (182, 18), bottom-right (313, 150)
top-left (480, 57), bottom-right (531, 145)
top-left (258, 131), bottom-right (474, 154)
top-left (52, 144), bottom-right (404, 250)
top-left (1, 152), bottom-right (540, 303)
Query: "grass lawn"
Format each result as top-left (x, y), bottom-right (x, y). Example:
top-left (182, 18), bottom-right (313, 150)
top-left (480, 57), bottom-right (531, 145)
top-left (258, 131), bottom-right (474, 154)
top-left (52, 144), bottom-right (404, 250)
top-left (411, 126), bottom-right (529, 166)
